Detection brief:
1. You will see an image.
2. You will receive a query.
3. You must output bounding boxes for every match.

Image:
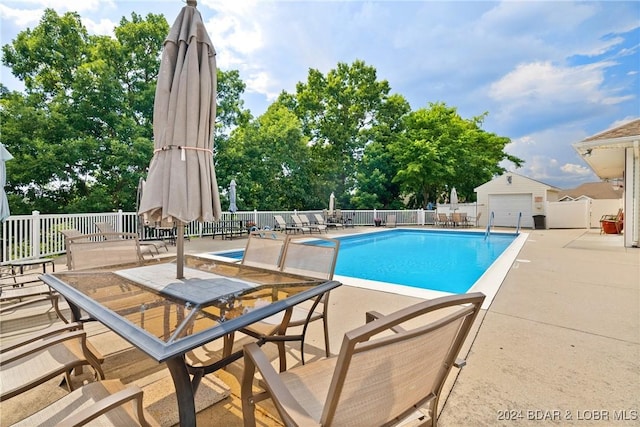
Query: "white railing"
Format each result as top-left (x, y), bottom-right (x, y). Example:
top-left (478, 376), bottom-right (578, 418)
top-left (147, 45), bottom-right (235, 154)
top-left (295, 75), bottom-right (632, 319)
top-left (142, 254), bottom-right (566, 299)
top-left (1, 204), bottom-right (478, 264)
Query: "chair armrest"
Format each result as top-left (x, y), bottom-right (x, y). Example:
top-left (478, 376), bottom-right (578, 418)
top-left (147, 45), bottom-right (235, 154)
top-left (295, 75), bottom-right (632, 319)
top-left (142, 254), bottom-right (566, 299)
top-left (242, 342), bottom-right (317, 426)
top-left (365, 310), bottom-right (406, 333)
top-left (58, 383), bottom-right (154, 427)
top-left (0, 329), bottom-right (86, 365)
top-left (0, 320), bottom-right (82, 354)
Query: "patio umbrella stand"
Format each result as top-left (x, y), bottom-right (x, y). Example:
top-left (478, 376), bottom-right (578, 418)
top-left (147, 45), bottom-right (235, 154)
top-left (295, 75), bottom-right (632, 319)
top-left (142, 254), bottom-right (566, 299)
top-left (138, 0), bottom-right (222, 278)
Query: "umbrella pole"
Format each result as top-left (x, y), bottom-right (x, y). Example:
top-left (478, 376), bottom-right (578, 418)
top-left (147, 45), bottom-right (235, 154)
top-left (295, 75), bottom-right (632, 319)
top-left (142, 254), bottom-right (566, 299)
top-left (177, 222), bottom-right (184, 279)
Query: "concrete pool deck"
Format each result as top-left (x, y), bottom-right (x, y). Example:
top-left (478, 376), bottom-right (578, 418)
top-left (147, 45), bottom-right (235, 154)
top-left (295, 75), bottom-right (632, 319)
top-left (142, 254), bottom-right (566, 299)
top-left (1, 227), bottom-right (638, 425)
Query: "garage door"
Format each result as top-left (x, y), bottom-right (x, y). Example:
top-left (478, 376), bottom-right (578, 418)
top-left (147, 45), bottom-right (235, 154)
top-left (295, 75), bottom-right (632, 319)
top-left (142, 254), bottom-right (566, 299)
top-left (489, 194), bottom-right (533, 228)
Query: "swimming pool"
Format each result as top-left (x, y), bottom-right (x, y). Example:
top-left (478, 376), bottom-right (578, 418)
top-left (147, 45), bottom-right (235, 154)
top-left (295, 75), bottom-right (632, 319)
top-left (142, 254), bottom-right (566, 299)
top-left (208, 228), bottom-right (528, 307)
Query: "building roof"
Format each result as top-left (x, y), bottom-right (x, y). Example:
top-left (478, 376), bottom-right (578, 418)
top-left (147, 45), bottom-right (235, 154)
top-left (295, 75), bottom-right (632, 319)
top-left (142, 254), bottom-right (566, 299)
top-left (558, 182), bottom-right (623, 200)
top-left (583, 119), bottom-right (640, 142)
top-left (573, 118), bottom-right (640, 179)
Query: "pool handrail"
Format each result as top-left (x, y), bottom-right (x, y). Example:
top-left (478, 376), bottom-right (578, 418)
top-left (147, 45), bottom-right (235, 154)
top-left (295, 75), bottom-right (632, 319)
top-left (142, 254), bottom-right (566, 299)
top-left (484, 211), bottom-right (494, 240)
top-left (515, 212), bottom-right (522, 234)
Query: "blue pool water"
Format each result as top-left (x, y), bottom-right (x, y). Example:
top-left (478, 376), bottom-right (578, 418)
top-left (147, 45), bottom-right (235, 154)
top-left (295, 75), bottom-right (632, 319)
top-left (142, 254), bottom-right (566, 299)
top-left (214, 229), bottom-right (517, 294)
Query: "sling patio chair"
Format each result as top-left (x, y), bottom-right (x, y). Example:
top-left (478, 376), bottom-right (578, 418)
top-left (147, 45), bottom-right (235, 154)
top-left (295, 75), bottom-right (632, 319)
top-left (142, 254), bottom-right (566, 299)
top-left (436, 213), bottom-right (451, 227)
top-left (299, 214), bottom-right (328, 233)
top-left (235, 235), bottom-right (340, 372)
top-left (9, 379), bottom-right (159, 426)
top-left (386, 214), bottom-right (397, 228)
top-left (0, 264), bottom-right (63, 319)
top-left (0, 322), bottom-right (106, 401)
top-left (314, 213), bottom-right (343, 229)
top-left (274, 214), bottom-right (309, 234)
top-left (241, 292), bottom-right (485, 427)
top-left (65, 232), bottom-right (144, 271)
top-left (94, 221), bottom-right (167, 255)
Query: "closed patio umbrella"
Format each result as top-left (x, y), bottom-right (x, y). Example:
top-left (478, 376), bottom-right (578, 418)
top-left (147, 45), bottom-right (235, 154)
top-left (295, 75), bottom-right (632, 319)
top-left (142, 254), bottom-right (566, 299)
top-left (450, 187), bottom-right (459, 211)
top-left (329, 192), bottom-right (335, 217)
top-left (229, 179), bottom-right (237, 213)
top-left (138, 0), bottom-right (221, 279)
top-left (0, 144), bottom-right (13, 222)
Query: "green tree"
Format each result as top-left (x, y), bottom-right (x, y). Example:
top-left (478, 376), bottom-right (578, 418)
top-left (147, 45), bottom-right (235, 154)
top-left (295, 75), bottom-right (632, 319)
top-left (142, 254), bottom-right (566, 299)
top-left (390, 102), bottom-right (523, 207)
top-left (1, 10), bottom-right (168, 213)
top-left (224, 102), bottom-right (313, 211)
top-left (280, 60), bottom-right (391, 208)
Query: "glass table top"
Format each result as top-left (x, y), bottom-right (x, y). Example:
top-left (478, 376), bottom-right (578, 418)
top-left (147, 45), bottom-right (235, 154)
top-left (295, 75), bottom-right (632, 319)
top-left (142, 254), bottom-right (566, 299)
top-left (42, 254), bottom-right (339, 361)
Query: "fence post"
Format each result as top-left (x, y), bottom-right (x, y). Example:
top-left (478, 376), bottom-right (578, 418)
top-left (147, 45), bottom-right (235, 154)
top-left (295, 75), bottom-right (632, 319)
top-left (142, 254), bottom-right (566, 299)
top-left (32, 210), bottom-right (41, 259)
top-left (117, 210), bottom-right (124, 232)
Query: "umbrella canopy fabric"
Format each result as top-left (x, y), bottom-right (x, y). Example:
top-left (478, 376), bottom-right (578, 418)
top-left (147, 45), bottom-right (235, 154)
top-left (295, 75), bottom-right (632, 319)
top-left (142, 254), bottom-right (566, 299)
top-left (450, 187), bottom-right (459, 211)
top-left (329, 192), bottom-right (335, 216)
top-left (228, 179), bottom-right (237, 213)
top-left (0, 144), bottom-right (13, 222)
top-left (138, 1), bottom-right (221, 279)
top-left (138, 2), bottom-right (221, 225)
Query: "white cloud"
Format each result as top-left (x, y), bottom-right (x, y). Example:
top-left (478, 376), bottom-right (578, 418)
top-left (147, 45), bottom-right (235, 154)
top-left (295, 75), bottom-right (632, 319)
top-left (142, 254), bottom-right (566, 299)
top-left (0, 4), bottom-right (44, 27)
top-left (561, 163), bottom-right (592, 175)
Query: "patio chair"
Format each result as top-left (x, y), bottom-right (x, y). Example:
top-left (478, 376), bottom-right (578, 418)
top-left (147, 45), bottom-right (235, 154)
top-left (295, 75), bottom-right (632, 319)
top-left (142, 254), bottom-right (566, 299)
top-left (241, 292), bottom-right (486, 427)
top-left (243, 235), bottom-right (339, 371)
top-left (386, 214), bottom-right (397, 228)
top-left (314, 213), bottom-right (342, 229)
top-left (231, 235), bottom-right (339, 372)
top-left (95, 221), bottom-right (167, 255)
top-left (599, 209), bottom-right (623, 234)
top-left (66, 232), bottom-right (144, 271)
top-left (451, 212), bottom-right (465, 227)
top-left (0, 265), bottom-right (67, 321)
top-left (9, 379), bottom-right (159, 426)
top-left (298, 214), bottom-right (328, 233)
top-left (240, 230), bottom-right (287, 270)
top-left (436, 213), bottom-right (450, 227)
top-left (0, 322), bottom-right (105, 400)
top-left (274, 214), bottom-right (309, 234)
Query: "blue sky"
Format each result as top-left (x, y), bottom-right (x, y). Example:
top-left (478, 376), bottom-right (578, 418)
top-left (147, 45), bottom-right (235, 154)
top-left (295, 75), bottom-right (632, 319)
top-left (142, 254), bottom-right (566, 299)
top-left (1, 0), bottom-right (639, 189)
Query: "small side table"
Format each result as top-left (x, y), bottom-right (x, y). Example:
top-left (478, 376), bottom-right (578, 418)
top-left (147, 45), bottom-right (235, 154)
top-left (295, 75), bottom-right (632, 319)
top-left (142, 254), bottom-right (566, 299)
top-left (10, 258), bottom-right (56, 275)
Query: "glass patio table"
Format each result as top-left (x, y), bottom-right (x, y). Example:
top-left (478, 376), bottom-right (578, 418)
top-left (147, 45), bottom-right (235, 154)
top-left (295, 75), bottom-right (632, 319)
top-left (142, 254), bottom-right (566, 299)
top-left (41, 254), bottom-right (341, 427)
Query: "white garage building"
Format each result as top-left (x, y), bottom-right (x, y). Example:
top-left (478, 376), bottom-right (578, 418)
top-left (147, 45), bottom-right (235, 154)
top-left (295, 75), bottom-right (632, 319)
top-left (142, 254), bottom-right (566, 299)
top-left (474, 172), bottom-right (561, 229)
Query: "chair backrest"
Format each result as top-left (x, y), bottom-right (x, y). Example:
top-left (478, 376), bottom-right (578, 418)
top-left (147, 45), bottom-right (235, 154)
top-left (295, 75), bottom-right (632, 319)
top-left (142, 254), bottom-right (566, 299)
top-left (314, 214), bottom-right (326, 225)
top-left (321, 292), bottom-right (485, 426)
top-left (452, 212), bottom-right (462, 223)
top-left (386, 214), bottom-right (397, 227)
top-left (438, 213), bottom-right (448, 221)
top-left (94, 221), bottom-right (118, 237)
top-left (298, 214), bottom-right (312, 224)
top-left (66, 233), bottom-right (143, 270)
top-left (241, 232), bottom-right (287, 270)
top-left (290, 214), bottom-right (304, 226)
top-left (273, 215), bottom-right (287, 228)
top-left (280, 236), bottom-right (340, 280)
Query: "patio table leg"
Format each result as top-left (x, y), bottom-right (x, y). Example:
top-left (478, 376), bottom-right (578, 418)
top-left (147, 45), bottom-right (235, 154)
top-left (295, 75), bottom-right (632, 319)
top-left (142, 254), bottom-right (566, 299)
top-left (166, 356), bottom-right (196, 427)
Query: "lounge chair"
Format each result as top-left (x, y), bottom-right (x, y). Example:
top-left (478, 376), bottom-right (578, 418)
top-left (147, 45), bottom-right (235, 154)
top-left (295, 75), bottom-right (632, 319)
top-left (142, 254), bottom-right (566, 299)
top-left (95, 221), bottom-right (167, 255)
top-left (274, 214), bottom-right (309, 234)
top-left (241, 292), bottom-right (486, 427)
top-left (298, 214), bottom-right (328, 233)
top-left (386, 214), bottom-right (397, 228)
top-left (10, 379), bottom-right (159, 426)
top-left (314, 213), bottom-right (342, 229)
top-left (0, 322), bottom-right (105, 400)
top-left (233, 235), bottom-right (339, 372)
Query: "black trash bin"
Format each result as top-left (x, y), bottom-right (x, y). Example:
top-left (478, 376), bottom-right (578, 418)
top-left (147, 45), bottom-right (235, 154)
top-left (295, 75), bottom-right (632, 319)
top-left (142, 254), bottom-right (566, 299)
top-left (533, 215), bottom-right (546, 229)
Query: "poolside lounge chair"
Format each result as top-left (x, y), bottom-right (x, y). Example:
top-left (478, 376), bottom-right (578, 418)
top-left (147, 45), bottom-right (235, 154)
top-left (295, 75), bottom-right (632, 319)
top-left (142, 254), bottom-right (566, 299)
top-left (274, 214), bottom-right (309, 234)
top-left (95, 221), bottom-right (167, 255)
top-left (386, 214), bottom-right (397, 228)
top-left (241, 292), bottom-right (485, 426)
top-left (0, 322), bottom-right (105, 401)
top-left (314, 213), bottom-right (342, 229)
top-left (298, 214), bottom-right (328, 233)
top-left (10, 379), bottom-right (159, 426)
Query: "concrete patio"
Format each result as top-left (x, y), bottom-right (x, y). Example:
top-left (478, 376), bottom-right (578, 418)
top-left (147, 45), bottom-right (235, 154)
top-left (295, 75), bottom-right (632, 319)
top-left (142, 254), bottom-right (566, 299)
top-left (1, 227), bottom-right (638, 426)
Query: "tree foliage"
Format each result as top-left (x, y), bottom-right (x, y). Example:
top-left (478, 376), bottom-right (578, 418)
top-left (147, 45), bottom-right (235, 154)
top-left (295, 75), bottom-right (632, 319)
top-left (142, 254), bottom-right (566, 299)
top-left (1, 9), bottom-right (524, 215)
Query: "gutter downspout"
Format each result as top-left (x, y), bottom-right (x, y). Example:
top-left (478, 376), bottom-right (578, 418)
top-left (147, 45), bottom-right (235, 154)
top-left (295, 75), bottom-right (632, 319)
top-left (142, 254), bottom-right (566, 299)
top-left (633, 141), bottom-right (639, 247)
